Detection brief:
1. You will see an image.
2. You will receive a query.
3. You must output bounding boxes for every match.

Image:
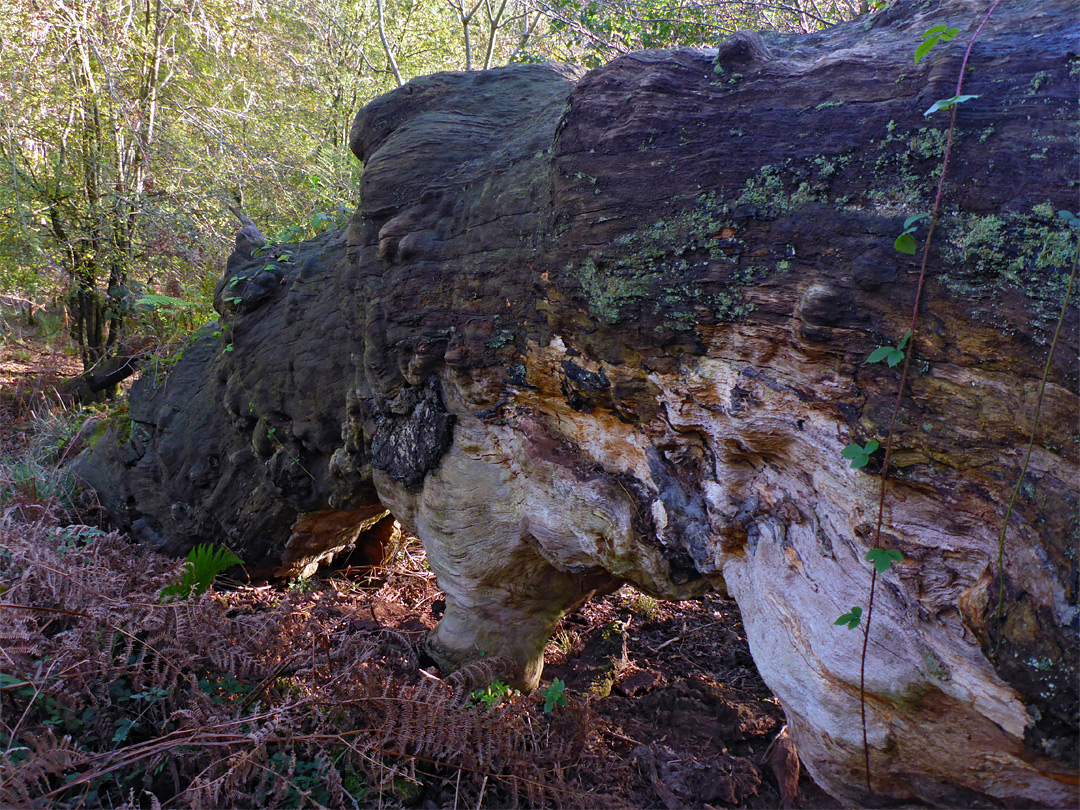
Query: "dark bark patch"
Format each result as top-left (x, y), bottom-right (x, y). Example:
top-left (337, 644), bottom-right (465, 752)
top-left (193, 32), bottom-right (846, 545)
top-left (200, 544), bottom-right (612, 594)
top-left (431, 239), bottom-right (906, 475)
top-left (369, 379), bottom-right (455, 491)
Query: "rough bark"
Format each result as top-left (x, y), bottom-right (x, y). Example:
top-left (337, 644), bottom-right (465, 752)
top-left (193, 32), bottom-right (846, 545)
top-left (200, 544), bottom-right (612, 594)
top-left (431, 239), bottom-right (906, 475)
top-left (73, 0), bottom-right (1079, 805)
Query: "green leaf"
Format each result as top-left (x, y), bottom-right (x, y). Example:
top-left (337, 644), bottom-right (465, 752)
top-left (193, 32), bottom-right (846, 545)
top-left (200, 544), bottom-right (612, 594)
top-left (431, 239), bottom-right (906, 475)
top-left (922, 24), bottom-right (948, 37)
top-left (867, 547), bottom-right (905, 574)
top-left (885, 348), bottom-right (905, 367)
top-left (913, 37), bottom-right (938, 65)
top-left (835, 606), bottom-right (862, 629)
top-left (940, 27), bottom-right (959, 41)
top-left (897, 331), bottom-right (911, 350)
top-left (903, 213), bottom-right (929, 229)
top-left (842, 439), bottom-right (879, 469)
top-left (894, 232), bottom-right (917, 254)
top-left (112, 719), bottom-right (134, 743)
top-left (841, 443), bottom-right (864, 459)
top-left (867, 346), bottom-right (893, 364)
top-left (541, 678), bottom-right (568, 713)
top-left (924, 94), bottom-right (979, 117)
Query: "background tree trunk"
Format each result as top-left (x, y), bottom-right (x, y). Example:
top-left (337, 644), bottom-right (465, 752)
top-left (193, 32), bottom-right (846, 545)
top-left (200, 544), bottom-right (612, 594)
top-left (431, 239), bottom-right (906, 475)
top-left (74, 0), bottom-right (1078, 804)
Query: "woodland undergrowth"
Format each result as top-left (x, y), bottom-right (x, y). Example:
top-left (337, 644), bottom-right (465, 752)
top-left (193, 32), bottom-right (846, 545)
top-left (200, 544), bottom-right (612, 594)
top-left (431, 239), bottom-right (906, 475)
top-left (0, 486), bottom-right (618, 809)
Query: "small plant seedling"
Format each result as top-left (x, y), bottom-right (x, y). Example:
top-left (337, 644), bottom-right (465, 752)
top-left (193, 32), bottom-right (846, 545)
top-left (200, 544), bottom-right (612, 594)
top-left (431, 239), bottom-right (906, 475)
top-left (540, 678), bottom-right (568, 713)
top-left (470, 680), bottom-right (515, 708)
top-left (867, 332), bottom-right (911, 367)
top-left (287, 575), bottom-right (316, 594)
top-left (894, 213), bottom-right (928, 254)
top-left (836, 606), bottom-right (862, 629)
top-left (842, 440), bottom-right (880, 470)
top-left (924, 94), bottom-right (979, 117)
top-left (1057, 210), bottom-right (1080, 230)
top-left (914, 24), bottom-right (959, 65)
top-left (160, 543), bottom-right (243, 601)
top-left (866, 548), bottom-right (904, 574)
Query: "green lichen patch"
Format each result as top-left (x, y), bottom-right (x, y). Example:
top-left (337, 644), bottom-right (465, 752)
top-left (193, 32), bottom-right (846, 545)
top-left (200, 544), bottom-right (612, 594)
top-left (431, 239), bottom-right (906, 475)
top-left (1027, 71), bottom-right (1052, 95)
top-left (575, 193), bottom-right (727, 324)
top-left (908, 127), bottom-right (948, 160)
top-left (734, 164), bottom-right (789, 217)
top-left (940, 202), bottom-right (1078, 336)
top-left (573, 158), bottom-right (836, 327)
top-left (869, 123), bottom-right (953, 210)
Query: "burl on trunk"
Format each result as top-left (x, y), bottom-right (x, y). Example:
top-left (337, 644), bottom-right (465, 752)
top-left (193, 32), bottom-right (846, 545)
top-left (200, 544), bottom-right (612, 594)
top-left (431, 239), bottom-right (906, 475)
top-left (74, 0), bottom-right (1078, 804)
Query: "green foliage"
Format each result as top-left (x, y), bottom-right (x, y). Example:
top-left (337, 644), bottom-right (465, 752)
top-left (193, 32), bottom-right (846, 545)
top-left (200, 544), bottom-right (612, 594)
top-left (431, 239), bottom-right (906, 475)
top-left (626, 591), bottom-right (659, 619)
top-left (1058, 209), bottom-right (1080, 230)
top-left (835, 606), bottom-right (862, 629)
top-left (265, 751), bottom-right (336, 808)
top-left (914, 24), bottom-right (959, 65)
top-left (894, 213), bottom-right (928, 254)
top-left (160, 543), bottom-right (242, 602)
top-left (542, 0), bottom-right (862, 69)
top-left (540, 678), bottom-right (568, 713)
top-left (470, 679), bottom-right (517, 709)
top-left (199, 674), bottom-right (254, 706)
top-left (0, 407), bottom-right (86, 510)
top-left (131, 293), bottom-right (196, 311)
top-left (866, 331), bottom-right (911, 367)
top-left (841, 440), bottom-right (880, 470)
top-left (866, 548), bottom-right (904, 574)
top-left (924, 94), bottom-right (979, 118)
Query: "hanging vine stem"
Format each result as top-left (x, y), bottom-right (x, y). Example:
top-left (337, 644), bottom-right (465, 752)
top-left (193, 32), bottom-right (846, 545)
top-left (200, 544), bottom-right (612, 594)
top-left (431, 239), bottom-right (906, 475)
top-left (993, 235), bottom-right (1078, 652)
top-left (857, 0), bottom-right (1004, 793)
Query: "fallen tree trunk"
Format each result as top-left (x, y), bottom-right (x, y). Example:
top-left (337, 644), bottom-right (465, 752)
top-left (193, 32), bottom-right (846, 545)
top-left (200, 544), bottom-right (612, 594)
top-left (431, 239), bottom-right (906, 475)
top-left (74, 0), bottom-right (1078, 804)
top-left (58, 341), bottom-right (149, 404)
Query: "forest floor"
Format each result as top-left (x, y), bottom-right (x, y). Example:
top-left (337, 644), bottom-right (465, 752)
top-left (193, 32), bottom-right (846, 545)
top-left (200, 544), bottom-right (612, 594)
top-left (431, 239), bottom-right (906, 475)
top-left (0, 308), bottom-right (82, 431)
top-left (311, 539), bottom-right (839, 810)
top-left (0, 312), bottom-right (837, 809)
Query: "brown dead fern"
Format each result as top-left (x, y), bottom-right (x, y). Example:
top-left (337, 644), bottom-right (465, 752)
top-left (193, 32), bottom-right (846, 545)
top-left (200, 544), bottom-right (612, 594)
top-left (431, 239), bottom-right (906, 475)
top-left (0, 509), bottom-right (625, 808)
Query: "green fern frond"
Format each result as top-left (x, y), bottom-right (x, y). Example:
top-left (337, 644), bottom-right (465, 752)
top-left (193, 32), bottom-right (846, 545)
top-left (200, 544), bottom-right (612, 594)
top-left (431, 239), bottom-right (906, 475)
top-left (160, 543), bottom-right (242, 602)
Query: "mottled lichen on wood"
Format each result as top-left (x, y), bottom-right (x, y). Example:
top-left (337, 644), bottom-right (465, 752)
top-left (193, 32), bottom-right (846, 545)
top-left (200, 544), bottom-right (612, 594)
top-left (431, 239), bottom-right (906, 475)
top-left (940, 202), bottom-right (1078, 334)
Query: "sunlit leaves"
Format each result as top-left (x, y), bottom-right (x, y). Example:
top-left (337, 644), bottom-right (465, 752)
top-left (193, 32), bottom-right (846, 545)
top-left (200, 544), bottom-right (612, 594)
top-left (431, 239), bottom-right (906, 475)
top-left (924, 94), bottom-right (979, 117)
top-left (894, 213), bottom-right (928, 254)
top-left (914, 24), bottom-right (959, 65)
top-left (160, 543), bottom-right (243, 602)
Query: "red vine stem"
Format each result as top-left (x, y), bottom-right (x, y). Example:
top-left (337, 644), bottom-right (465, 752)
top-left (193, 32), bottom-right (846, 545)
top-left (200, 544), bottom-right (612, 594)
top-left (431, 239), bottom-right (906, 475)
top-left (859, 0), bottom-right (1004, 793)
top-left (994, 238), bottom-right (1078, 650)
